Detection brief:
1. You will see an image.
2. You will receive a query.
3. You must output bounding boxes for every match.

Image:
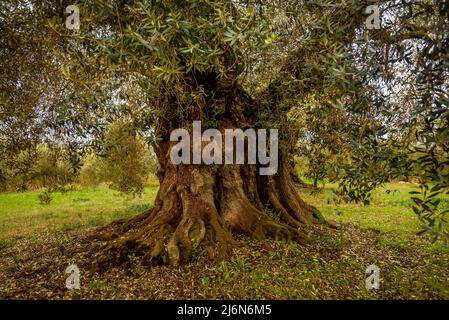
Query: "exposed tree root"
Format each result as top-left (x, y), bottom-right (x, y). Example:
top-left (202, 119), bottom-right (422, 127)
top-left (89, 80), bottom-right (332, 269)
top-left (92, 159), bottom-right (326, 270)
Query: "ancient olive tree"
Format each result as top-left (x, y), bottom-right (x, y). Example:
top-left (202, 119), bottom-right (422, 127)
top-left (3, 0), bottom-right (446, 265)
top-left (60, 0), bottom-right (371, 267)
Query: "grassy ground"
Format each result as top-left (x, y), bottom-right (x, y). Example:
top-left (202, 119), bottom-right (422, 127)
top-left (302, 183), bottom-right (449, 251)
top-left (0, 185), bottom-right (158, 248)
top-left (302, 182), bottom-right (448, 245)
top-left (0, 182), bottom-right (448, 299)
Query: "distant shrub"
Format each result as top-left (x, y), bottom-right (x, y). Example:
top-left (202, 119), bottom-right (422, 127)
top-left (76, 154), bottom-right (106, 187)
top-left (31, 144), bottom-right (74, 188)
top-left (38, 191), bottom-right (53, 205)
top-left (1, 128), bottom-right (158, 194)
top-left (99, 121), bottom-right (152, 197)
top-left (146, 172), bottom-right (160, 187)
top-left (0, 144), bottom-right (76, 192)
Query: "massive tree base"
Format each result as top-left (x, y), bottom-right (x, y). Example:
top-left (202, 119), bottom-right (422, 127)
top-left (91, 83), bottom-right (329, 269)
top-left (92, 153), bottom-right (327, 269)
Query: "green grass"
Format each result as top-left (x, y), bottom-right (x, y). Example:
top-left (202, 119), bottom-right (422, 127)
top-left (0, 182), bottom-right (446, 246)
top-left (301, 182), bottom-right (449, 255)
top-left (0, 182), bottom-right (448, 299)
top-left (0, 186), bottom-right (158, 242)
top-left (302, 182), bottom-right (445, 237)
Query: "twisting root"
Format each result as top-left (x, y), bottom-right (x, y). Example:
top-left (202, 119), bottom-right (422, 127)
top-left (92, 153), bottom-right (324, 269)
top-left (95, 165), bottom-right (234, 269)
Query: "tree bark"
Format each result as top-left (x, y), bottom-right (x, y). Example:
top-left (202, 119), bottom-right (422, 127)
top-left (92, 79), bottom-right (327, 268)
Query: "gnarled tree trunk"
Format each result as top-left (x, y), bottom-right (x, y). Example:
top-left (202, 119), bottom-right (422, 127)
top-left (93, 72), bottom-right (327, 268)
